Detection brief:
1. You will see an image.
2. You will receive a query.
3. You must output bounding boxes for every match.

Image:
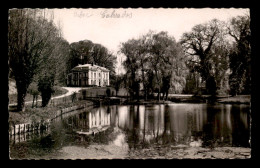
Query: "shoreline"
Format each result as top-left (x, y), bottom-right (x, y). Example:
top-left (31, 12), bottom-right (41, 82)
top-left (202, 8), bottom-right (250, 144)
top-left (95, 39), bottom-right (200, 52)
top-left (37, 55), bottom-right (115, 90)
top-left (126, 146), bottom-right (251, 159)
top-left (8, 94), bottom-right (250, 126)
top-left (120, 95), bottom-right (251, 105)
top-left (10, 143), bottom-right (251, 159)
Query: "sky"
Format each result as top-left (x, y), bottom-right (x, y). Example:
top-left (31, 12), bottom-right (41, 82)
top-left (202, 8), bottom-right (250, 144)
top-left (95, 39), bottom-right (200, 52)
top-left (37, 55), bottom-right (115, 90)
top-left (51, 8), bottom-right (249, 74)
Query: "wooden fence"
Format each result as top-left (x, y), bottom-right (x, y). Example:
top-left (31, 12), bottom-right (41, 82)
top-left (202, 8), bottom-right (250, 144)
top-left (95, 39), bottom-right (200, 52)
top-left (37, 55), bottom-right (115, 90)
top-left (9, 101), bottom-right (93, 138)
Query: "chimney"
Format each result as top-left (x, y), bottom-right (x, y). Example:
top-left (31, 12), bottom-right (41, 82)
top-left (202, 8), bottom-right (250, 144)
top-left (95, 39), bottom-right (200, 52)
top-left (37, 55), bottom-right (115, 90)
top-left (92, 62), bottom-right (94, 66)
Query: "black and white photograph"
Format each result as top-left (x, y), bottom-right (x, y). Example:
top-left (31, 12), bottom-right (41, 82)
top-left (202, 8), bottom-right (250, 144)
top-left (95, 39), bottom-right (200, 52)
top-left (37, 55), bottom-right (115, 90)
top-left (8, 8), bottom-right (251, 159)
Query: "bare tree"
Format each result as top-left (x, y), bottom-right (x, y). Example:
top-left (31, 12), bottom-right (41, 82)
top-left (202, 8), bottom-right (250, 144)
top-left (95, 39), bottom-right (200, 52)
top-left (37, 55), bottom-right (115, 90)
top-left (180, 19), bottom-right (227, 96)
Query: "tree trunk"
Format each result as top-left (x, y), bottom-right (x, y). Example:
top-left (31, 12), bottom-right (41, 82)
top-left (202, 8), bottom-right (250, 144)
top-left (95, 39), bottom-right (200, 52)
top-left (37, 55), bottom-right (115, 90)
top-left (130, 71), bottom-right (136, 100)
top-left (165, 89), bottom-right (169, 101)
top-left (145, 89), bottom-right (147, 101)
top-left (206, 76), bottom-right (217, 97)
top-left (16, 84), bottom-right (27, 112)
top-left (157, 87), bottom-right (161, 101)
top-left (136, 81), bottom-right (140, 102)
top-left (41, 92), bottom-right (52, 107)
top-left (158, 86), bottom-right (161, 101)
top-left (35, 95), bottom-right (38, 107)
top-left (162, 91), bottom-right (165, 100)
top-left (141, 68), bottom-right (147, 101)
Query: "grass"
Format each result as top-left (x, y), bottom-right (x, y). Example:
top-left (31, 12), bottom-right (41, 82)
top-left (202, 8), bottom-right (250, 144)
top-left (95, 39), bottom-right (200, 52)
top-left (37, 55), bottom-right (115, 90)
top-left (217, 95), bottom-right (251, 104)
top-left (9, 99), bottom-right (92, 125)
top-left (8, 86), bottom-right (68, 104)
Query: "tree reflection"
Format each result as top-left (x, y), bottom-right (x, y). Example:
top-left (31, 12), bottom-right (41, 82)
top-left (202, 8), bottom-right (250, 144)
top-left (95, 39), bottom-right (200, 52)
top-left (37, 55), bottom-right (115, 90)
top-left (162, 105), bottom-right (171, 144)
top-left (201, 104), bottom-right (250, 147)
top-left (231, 105), bottom-right (250, 147)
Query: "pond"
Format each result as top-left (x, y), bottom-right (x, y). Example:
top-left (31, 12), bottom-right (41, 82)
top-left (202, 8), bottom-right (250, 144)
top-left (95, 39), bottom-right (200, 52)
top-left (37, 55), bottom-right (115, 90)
top-left (9, 103), bottom-right (250, 159)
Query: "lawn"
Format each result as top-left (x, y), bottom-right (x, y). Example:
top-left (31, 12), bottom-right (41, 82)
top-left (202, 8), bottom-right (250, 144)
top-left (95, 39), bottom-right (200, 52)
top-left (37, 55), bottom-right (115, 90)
top-left (8, 86), bottom-right (68, 104)
top-left (217, 95), bottom-right (251, 104)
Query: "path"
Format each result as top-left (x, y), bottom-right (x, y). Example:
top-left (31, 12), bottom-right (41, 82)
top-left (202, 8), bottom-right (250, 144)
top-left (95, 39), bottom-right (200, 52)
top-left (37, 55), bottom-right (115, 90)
top-left (9, 87), bottom-right (86, 106)
top-left (50, 87), bottom-right (83, 99)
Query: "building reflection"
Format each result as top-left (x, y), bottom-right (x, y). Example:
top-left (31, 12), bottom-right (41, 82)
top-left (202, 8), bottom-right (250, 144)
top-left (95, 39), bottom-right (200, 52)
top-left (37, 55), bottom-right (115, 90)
top-left (63, 106), bottom-right (111, 131)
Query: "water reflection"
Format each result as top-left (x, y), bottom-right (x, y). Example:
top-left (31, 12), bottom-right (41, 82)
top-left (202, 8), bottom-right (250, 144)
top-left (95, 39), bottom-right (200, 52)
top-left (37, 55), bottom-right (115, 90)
top-left (112, 104), bottom-right (248, 148)
top-left (10, 103), bottom-right (250, 158)
top-left (61, 106), bottom-right (111, 132)
top-left (9, 129), bottom-right (50, 145)
top-left (61, 103), bottom-right (249, 148)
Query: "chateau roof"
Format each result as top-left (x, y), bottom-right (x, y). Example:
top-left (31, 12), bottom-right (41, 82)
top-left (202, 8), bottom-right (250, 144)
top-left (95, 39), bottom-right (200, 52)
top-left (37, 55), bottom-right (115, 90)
top-left (72, 64), bottom-right (110, 72)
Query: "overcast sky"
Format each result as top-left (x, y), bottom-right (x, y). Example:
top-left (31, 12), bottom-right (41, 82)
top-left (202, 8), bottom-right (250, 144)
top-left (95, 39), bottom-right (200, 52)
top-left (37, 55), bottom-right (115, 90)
top-left (51, 8), bottom-right (249, 73)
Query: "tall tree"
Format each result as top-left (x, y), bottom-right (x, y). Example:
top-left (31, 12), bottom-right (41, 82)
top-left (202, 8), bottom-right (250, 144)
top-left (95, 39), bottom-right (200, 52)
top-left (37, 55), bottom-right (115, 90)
top-left (120, 33), bottom-right (152, 100)
top-left (37, 36), bottom-right (70, 107)
top-left (120, 31), bottom-right (187, 100)
top-left (227, 15), bottom-right (251, 95)
top-left (148, 31), bottom-right (187, 100)
top-left (54, 38), bottom-right (70, 86)
top-left (68, 40), bottom-right (94, 71)
top-left (180, 19), bottom-right (228, 96)
top-left (120, 39), bottom-right (140, 99)
top-left (8, 9), bottom-right (59, 111)
top-left (67, 40), bottom-right (117, 85)
top-left (209, 40), bottom-right (230, 95)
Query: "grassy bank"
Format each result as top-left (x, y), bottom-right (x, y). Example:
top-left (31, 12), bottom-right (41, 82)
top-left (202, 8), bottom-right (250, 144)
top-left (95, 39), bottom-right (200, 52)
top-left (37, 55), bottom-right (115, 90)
top-left (8, 86), bottom-right (68, 104)
top-left (217, 95), bottom-right (251, 104)
top-left (9, 100), bottom-right (92, 125)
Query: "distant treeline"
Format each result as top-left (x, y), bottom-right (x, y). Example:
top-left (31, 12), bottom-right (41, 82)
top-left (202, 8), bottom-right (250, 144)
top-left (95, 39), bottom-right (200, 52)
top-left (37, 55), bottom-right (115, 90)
top-left (117, 14), bottom-right (250, 100)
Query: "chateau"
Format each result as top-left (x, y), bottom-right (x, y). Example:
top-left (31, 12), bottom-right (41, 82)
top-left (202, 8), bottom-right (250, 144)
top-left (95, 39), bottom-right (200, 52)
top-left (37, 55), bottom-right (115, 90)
top-left (67, 63), bottom-right (110, 87)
